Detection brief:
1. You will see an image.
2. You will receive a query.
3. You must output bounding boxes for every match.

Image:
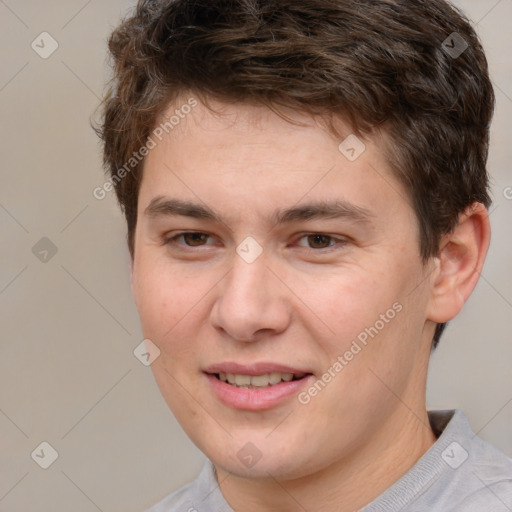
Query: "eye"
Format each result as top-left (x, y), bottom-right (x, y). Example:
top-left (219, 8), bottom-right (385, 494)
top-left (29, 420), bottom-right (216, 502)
top-left (166, 231), bottom-right (213, 247)
top-left (296, 233), bottom-right (347, 250)
top-left (164, 231), bottom-right (348, 252)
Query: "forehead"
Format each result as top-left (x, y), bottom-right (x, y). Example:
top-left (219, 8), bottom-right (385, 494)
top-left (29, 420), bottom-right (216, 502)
top-left (139, 99), bottom-right (412, 225)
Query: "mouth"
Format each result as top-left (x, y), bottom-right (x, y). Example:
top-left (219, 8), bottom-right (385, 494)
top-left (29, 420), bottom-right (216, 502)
top-left (204, 364), bottom-right (314, 410)
top-left (212, 371), bottom-right (309, 389)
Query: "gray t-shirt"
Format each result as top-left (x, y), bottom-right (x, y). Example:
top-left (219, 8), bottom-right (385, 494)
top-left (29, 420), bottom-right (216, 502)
top-left (146, 409), bottom-right (512, 511)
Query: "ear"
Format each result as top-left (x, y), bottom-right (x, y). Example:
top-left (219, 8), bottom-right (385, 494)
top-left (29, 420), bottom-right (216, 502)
top-left (426, 202), bottom-right (491, 324)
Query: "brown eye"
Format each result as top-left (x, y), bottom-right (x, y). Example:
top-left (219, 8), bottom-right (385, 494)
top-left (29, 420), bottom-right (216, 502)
top-left (306, 234), bottom-right (333, 249)
top-left (182, 232), bottom-right (209, 246)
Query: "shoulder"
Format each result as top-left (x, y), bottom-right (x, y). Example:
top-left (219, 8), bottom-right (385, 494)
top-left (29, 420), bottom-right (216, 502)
top-left (362, 409), bottom-right (512, 512)
top-left (144, 479), bottom-right (198, 512)
top-left (424, 409), bottom-right (512, 511)
top-left (144, 460), bottom-right (233, 512)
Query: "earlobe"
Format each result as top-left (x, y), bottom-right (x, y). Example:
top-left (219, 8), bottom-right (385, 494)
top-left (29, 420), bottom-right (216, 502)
top-left (427, 202), bottom-right (491, 324)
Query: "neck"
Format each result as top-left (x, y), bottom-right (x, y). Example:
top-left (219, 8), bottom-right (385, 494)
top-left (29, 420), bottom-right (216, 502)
top-left (216, 407), bottom-right (437, 512)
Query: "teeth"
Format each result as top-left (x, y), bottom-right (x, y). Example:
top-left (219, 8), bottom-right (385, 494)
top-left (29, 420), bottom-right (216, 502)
top-left (218, 372), bottom-right (304, 388)
top-left (235, 374), bottom-right (251, 386)
top-left (250, 374), bottom-right (271, 387)
top-left (269, 372), bottom-right (282, 384)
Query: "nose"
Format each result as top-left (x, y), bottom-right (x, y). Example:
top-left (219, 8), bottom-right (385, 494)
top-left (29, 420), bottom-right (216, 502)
top-left (210, 251), bottom-right (291, 342)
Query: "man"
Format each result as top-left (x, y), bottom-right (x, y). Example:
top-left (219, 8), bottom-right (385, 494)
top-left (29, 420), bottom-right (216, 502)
top-left (96, 0), bottom-right (512, 510)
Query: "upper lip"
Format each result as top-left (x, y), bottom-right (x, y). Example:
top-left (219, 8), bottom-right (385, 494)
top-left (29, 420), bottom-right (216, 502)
top-left (204, 362), bottom-right (312, 376)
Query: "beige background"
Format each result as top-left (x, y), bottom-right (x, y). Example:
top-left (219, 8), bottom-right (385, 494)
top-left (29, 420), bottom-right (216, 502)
top-left (0, 1), bottom-right (510, 510)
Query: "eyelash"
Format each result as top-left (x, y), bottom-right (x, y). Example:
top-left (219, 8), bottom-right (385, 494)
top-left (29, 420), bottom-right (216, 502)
top-left (163, 231), bottom-right (348, 253)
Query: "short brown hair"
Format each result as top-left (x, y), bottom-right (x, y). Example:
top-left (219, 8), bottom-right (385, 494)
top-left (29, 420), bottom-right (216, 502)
top-left (95, 0), bottom-right (494, 347)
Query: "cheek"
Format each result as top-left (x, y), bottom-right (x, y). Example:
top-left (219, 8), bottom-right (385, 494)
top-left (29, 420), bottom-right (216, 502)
top-left (132, 253), bottom-right (193, 339)
top-left (297, 255), bottom-right (425, 388)
top-left (132, 252), bottom-right (220, 367)
top-left (294, 268), bottom-right (395, 353)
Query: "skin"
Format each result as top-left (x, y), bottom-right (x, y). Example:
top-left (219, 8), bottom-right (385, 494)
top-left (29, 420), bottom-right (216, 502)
top-left (131, 98), bottom-right (490, 511)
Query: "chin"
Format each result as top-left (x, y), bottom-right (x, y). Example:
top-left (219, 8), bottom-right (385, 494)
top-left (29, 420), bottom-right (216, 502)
top-left (203, 434), bottom-right (320, 481)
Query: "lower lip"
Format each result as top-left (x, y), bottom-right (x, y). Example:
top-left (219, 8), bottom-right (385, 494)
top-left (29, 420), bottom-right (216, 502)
top-left (205, 373), bottom-right (313, 411)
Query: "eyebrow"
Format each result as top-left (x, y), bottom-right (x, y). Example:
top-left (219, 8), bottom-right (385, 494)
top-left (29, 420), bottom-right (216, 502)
top-left (144, 196), bottom-right (374, 226)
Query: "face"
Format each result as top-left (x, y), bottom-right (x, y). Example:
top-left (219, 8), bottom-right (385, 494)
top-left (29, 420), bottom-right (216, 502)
top-left (131, 98), bottom-right (436, 480)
